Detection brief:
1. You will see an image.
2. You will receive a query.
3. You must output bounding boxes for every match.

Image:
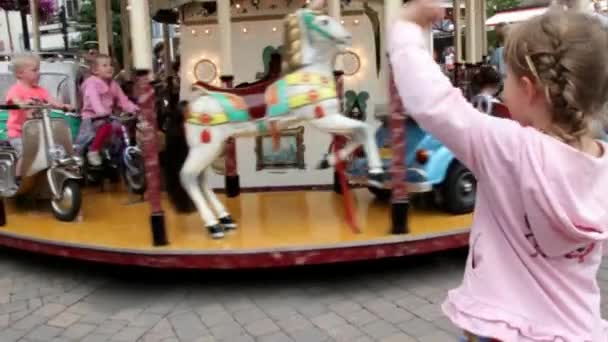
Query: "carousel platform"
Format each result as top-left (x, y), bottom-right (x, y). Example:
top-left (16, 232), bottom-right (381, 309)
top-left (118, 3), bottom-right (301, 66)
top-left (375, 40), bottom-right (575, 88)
top-left (0, 188), bottom-right (472, 269)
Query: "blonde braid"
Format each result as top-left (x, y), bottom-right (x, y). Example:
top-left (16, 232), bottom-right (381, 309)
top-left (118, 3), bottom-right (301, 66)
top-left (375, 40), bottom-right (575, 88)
top-left (508, 10), bottom-right (608, 145)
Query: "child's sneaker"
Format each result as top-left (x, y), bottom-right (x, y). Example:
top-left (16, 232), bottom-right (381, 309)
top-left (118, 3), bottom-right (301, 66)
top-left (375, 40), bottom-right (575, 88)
top-left (87, 151), bottom-right (102, 166)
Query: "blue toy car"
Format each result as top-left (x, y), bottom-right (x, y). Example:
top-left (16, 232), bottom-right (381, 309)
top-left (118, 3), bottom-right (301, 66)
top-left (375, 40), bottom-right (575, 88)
top-left (347, 116), bottom-right (476, 215)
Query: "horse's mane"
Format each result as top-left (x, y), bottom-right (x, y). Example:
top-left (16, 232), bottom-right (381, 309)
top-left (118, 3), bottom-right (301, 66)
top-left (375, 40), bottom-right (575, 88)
top-left (282, 9), bottom-right (324, 74)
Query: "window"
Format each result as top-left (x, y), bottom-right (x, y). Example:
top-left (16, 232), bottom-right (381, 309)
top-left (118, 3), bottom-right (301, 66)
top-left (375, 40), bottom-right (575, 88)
top-left (65, 0), bottom-right (79, 19)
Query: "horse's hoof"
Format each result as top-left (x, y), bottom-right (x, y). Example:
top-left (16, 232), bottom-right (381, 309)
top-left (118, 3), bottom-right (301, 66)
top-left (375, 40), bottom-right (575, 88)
top-left (219, 215), bottom-right (237, 231)
top-left (207, 224), bottom-right (225, 239)
top-left (368, 172), bottom-right (386, 188)
top-left (316, 155), bottom-right (331, 170)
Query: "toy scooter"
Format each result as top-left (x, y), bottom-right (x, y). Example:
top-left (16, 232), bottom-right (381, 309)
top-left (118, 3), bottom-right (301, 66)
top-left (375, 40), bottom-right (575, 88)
top-left (0, 103), bottom-right (83, 221)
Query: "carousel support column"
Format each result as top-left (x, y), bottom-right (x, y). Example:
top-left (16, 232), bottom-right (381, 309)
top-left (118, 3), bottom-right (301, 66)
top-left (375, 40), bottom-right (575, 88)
top-left (30, 0), bottom-right (40, 52)
top-left (120, 0), bottom-right (132, 78)
top-left (105, 0), bottom-right (114, 58)
top-left (5, 10), bottom-right (13, 53)
top-left (386, 0), bottom-right (408, 234)
top-left (218, 0), bottom-right (239, 197)
top-left (465, 0), bottom-right (479, 63)
top-left (129, 0), bottom-right (167, 247)
top-left (479, 0), bottom-right (487, 58)
top-left (96, 0), bottom-right (110, 55)
top-left (453, 0), bottom-right (462, 63)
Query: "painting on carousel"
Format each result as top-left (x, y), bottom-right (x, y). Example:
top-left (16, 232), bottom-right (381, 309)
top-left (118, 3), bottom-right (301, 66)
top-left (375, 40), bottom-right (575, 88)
top-left (255, 126), bottom-right (305, 171)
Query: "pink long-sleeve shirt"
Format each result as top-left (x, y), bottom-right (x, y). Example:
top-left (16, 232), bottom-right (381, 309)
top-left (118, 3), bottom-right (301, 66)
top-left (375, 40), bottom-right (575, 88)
top-left (80, 75), bottom-right (138, 120)
top-left (389, 21), bottom-right (608, 341)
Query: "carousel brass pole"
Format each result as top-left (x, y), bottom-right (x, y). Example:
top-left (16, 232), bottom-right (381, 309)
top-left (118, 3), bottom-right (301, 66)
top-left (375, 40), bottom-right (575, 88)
top-left (327, 0), bottom-right (358, 233)
top-left (129, 0), bottom-right (167, 246)
top-left (328, 0), bottom-right (345, 194)
top-left (218, 0), bottom-right (240, 198)
top-left (0, 199), bottom-right (5, 226)
top-left (386, 0), bottom-right (409, 234)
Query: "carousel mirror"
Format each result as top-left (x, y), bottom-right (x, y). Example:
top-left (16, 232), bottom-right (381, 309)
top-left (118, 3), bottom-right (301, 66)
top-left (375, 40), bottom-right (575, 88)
top-left (193, 59), bottom-right (218, 83)
top-left (335, 50), bottom-right (361, 76)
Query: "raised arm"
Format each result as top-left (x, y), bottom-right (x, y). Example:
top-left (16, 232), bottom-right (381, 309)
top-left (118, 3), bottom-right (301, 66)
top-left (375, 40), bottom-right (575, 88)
top-left (388, 20), bottom-right (523, 177)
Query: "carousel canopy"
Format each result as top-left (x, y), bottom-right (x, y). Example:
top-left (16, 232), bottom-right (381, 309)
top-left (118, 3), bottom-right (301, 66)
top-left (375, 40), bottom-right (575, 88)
top-left (150, 0), bottom-right (207, 14)
top-left (486, 6), bottom-right (547, 27)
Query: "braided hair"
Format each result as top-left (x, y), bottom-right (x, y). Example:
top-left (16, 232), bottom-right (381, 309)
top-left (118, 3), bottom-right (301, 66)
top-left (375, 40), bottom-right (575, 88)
top-left (504, 9), bottom-right (608, 144)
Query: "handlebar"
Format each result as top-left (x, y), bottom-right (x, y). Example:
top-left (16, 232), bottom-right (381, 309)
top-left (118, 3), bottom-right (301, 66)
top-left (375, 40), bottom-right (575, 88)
top-left (0, 102), bottom-right (70, 111)
top-left (110, 112), bottom-right (138, 123)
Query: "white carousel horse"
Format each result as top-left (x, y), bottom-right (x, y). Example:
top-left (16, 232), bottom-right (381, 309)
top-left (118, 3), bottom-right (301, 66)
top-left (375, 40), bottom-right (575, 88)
top-left (180, 3), bottom-right (385, 239)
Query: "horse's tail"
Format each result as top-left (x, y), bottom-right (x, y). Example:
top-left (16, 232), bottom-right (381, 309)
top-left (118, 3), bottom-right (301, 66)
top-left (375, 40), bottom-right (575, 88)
top-left (163, 100), bottom-right (197, 213)
top-left (191, 83), bottom-right (209, 95)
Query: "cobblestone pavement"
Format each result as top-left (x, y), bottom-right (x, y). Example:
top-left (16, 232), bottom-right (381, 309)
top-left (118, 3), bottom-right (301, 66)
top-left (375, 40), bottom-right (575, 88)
top-left (0, 247), bottom-right (607, 342)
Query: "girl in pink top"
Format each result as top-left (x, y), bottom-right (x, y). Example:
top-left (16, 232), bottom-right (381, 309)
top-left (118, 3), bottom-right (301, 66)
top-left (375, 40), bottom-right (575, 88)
top-left (77, 54), bottom-right (138, 166)
top-left (391, 1), bottom-right (608, 341)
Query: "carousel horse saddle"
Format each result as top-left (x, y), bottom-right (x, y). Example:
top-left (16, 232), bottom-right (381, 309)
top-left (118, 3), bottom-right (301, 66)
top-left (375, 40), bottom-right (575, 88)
top-left (188, 72), bottom-right (337, 126)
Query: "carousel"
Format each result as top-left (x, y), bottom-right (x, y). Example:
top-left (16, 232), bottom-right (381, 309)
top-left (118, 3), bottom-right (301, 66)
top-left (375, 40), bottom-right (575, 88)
top-left (0, 0), bottom-right (493, 269)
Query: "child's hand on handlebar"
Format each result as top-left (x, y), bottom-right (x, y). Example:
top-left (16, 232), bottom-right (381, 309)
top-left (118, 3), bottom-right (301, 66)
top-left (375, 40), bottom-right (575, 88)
top-left (61, 104), bottom-right (75, 112)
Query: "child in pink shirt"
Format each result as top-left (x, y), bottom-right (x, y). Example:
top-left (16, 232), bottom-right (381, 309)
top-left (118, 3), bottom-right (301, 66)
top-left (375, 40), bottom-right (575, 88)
top-left (78, 54), bottom-right (138, 166)
top-left (6, 54), bottom-right (72, 158)
top-left (391, 1), bottom-right (608, 341)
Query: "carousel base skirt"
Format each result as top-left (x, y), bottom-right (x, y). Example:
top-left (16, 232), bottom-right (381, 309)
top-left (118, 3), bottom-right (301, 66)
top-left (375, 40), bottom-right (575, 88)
top-left (0, 188), bottom-right (472, 269)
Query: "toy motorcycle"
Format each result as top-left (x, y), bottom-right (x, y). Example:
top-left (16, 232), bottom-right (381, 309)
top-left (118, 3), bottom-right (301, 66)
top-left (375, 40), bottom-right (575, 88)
top-left (0, 103), bottom-right (83, 221)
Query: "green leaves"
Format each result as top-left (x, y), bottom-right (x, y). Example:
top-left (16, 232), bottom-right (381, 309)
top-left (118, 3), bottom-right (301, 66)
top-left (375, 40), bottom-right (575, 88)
top-left (487, 0), bottom-right (521, 17)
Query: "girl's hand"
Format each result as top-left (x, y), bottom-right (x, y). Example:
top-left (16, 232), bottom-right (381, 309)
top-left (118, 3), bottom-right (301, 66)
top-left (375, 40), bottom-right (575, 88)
top-left (62, 104), bottom-right (75, 112)
top-left (401, 0), bottom-right (445, 29)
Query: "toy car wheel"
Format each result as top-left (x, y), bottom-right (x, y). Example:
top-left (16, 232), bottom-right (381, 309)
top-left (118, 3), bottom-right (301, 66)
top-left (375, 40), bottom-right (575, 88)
top-left (51, 180), bottom-right (82, 221)
top-left (367, 186), bottom-right (391, 201)
top-left (441, 161), bottom-right (476, 214)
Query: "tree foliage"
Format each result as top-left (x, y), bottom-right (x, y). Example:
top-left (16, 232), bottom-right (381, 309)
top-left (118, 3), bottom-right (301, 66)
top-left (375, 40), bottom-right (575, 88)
top-left (487, 0), bottom-right (521, 17)
top-left (76, 0), bottom-right (123, 66)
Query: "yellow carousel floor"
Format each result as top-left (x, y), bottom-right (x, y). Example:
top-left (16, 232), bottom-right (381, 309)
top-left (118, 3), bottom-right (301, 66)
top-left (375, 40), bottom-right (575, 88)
top-left (0, 187), bottom-right (472, 251)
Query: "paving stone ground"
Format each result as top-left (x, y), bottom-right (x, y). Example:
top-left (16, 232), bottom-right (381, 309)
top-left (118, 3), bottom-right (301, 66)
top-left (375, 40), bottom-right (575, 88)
top-left (0, 247), bottom-right (608, 342)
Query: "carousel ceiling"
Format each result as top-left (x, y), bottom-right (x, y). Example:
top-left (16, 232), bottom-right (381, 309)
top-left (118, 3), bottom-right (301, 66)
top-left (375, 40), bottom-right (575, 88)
top-left (150, 0), bottom-right (384, 18)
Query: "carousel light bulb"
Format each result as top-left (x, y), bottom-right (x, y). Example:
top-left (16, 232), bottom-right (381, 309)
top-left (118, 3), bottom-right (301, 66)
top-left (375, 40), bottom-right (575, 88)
top-left (341, 20), bottom-right (345, 24)
top-left (242, 28), bottom-right (248, 33)
top-left (354, 19), bottom-right (359, 25)
top-left (192, 29), bottom-right (197, 35)
top-left (236, 3), bottom-right (241, 8)
top-left (272, 27), bottom-right (277, 32)
top-left (204, 29), bottom-right (210, 35)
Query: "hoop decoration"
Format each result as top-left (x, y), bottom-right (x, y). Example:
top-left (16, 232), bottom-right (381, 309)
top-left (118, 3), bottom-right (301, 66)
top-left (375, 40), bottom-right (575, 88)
top-left (336, 50), bottom-right (361, 76)
top-left (194, 59), bottom-right (218, 83)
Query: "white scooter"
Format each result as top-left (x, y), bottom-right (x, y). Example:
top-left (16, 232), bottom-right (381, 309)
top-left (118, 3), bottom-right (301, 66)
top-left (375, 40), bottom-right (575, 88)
top-left (0, 102), bottom-right (83, 221)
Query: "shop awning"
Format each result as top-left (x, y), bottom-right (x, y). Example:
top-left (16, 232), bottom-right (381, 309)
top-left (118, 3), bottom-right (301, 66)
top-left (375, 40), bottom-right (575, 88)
top-left (486, 6), bottom-right (547, 27)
